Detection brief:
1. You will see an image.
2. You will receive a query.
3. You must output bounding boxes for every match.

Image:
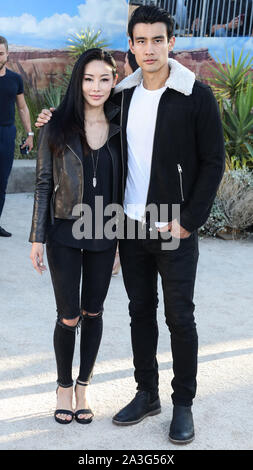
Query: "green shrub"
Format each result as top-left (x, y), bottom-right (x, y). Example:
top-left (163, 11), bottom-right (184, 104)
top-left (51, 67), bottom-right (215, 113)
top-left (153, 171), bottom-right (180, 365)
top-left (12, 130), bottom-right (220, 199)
top-left (208, 49), bottom-right (253, 169)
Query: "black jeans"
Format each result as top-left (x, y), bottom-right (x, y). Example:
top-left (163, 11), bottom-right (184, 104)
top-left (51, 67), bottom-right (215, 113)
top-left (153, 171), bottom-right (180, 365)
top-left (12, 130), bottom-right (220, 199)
top-left (46, 238), bottom-right (117, 387)
top-left (0, 125), bottom-right (16, 218)
top-left (119, 218), bottom-right (199, 406)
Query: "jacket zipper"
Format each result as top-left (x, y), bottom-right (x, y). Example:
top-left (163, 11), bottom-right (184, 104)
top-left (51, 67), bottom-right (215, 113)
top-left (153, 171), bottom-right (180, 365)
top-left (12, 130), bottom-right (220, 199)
top-left (177, 164), bottom-right (185, 202)
top-left (54, 168), bottom-right (63, 194)
top-left (50, 168), bottom-right (63, 224)
top-left (67, 144), bottom-right (84, 218)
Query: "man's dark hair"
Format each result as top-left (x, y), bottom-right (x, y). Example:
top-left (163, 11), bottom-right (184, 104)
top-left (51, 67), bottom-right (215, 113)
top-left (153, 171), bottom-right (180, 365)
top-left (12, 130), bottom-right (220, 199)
top-left (0, 36), bottom-right (8, 51)
top-left (128, 5), bottom-right (175, 42)
top-left (127, 49), bottom-right (139, 72)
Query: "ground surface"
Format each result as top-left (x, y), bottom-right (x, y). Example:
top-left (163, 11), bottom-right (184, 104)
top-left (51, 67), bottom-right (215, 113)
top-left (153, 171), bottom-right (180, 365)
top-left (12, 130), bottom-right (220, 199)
top-left (0, 193), bottom-right (252, 450)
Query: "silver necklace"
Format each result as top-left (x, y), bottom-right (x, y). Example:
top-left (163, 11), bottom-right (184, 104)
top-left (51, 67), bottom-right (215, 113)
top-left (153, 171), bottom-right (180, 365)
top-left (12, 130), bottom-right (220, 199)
top-left (91, 149), bottom-right (100, 188)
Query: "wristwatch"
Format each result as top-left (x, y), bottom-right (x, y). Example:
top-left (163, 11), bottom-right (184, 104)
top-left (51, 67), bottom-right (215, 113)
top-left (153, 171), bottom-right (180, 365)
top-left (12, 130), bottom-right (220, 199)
top-left (27, 132), bottom-right (34, 136)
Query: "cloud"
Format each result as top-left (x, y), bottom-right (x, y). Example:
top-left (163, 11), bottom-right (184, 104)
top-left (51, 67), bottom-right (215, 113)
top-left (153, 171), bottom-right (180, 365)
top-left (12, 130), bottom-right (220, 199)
top-left (0, 0), bottom-right (128, 40)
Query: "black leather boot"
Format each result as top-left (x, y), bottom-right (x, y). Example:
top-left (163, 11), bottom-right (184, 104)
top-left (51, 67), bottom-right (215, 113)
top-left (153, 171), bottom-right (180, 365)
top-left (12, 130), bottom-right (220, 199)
top-left (0, 226), bottom-right (12, 237)
top-left (112, 391), bottom-right (161, 426)
top-left (169, 405), bottom-right (194, 444)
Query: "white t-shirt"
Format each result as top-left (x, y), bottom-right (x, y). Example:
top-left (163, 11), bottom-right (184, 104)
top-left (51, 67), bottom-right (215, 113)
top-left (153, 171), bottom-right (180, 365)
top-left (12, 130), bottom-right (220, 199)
top-left (124, 80), bottom-right (167, 227)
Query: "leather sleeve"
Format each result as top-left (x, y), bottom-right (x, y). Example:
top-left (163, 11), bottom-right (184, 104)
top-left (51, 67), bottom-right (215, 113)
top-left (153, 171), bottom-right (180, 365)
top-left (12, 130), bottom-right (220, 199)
top-left (29, 125), bottom-right (54, 243)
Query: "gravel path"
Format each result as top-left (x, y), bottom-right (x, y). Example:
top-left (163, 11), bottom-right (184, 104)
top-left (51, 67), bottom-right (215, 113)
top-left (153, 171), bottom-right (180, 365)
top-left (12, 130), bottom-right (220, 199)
top-left (0, 193), bottom-right (252, 450)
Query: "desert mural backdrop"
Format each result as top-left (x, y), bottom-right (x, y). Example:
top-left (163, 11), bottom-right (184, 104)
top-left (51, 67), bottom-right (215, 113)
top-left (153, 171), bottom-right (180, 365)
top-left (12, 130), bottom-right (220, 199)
top-left (2, 1), bottom-right (252, 88)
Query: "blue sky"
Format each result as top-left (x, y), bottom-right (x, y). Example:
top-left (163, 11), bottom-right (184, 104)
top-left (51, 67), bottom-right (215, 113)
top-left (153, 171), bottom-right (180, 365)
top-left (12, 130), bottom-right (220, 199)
top-left (0, 1), bottom-right (79, 20)
top-left (0, 0), bottom-right (130, 50)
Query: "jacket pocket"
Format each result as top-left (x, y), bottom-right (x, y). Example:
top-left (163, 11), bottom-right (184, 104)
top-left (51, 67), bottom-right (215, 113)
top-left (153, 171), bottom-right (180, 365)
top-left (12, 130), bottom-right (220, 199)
top-left (177, 164), bottom-right (185, 202)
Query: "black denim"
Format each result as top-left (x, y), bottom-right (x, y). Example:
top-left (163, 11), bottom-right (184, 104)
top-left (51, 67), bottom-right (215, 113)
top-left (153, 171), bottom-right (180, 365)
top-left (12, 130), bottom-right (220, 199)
top-left (119, 217), bottom-right (199, 406)
top-left (46, 238), bottom-right (117, 386)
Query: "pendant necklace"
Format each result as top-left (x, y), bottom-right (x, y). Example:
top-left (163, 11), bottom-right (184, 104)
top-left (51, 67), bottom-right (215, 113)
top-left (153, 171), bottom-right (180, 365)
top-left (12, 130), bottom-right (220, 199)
top-left (91, 148), bottom-right (100, 188)
top-left (85, 119), bottom-right (108, 189)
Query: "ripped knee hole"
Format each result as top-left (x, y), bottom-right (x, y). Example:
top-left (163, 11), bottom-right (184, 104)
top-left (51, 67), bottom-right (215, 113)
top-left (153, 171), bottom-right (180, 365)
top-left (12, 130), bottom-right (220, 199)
top-left (81, 310), bottom-right (103, 319)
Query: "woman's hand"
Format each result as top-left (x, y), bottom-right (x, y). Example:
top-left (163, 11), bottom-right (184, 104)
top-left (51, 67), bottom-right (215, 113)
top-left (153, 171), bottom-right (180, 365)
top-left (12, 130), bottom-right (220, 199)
top-left (35, 108), bottom-right (55, 128)
top-left (30, 242), bottom-right (47, 275)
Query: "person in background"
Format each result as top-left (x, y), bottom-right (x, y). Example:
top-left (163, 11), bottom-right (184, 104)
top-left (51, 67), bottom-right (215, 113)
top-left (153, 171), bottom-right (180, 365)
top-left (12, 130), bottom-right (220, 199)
top-left (174, 0), bottom-right (188, 34)
top-left (190, 0), bottom-right (253, 37)
top-left (0, 36), bottom-right (33, 237)
top-left (209, 0), bottom-right (253, 37)
top-left (124, 49), bottom-right (139, 77)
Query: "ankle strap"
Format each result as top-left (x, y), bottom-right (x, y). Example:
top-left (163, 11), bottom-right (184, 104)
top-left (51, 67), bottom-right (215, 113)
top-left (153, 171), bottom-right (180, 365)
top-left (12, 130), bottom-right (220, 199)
top-left (76, 379), bottom-right (89, 386)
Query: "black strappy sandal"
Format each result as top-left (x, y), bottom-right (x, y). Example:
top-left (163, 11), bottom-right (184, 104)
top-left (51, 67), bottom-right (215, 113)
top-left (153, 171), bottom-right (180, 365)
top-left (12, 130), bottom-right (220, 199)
top-left (75, 380), bottom-right (94, 424)
top-left (54, 386), bottom-right (74, 425)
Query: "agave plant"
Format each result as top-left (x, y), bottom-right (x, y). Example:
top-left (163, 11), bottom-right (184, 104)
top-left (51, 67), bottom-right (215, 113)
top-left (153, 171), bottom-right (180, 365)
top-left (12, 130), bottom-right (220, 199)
top-left (67, 27), bottom-right (110, 58)
top-left (207, 49), bottom-right (253, 168)
top-left (207, 49), bottom-right (253, 103)
top-left (222, 76), bottom-right (253, 164)
top-left (55, 64), bottom-right (74, 96)
top-left (42, 82), bottom-right (64, 109)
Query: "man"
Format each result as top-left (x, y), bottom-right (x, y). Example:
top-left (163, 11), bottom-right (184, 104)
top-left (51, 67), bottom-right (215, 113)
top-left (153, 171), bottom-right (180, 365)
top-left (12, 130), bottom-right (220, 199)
top-left (174, 0), bottom-right (188, 34)
top-left (0, 36), bottom-right (34, 237)
top-left (35, 5), bottom-right (225, 444)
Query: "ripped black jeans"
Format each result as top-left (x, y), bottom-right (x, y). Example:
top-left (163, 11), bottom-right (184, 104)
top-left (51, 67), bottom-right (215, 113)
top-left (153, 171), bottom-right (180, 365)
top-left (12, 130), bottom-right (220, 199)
top-left (46, 239), bottom-right (117, 388)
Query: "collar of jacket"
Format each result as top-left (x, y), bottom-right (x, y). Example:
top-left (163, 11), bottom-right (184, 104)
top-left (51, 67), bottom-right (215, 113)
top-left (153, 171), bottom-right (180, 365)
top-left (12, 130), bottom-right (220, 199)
top-left (114, 58), bottom-right (196, 97)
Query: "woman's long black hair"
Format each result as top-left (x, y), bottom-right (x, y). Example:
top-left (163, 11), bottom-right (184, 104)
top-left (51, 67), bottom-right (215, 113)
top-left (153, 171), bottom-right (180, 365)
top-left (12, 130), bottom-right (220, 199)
top-left (48, 48), bottom-right (117, 157)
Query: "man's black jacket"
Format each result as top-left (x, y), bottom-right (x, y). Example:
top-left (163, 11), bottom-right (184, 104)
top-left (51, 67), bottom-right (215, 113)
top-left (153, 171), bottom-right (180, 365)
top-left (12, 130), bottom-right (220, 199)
top-left (112, 58), bottom-right (225, 233)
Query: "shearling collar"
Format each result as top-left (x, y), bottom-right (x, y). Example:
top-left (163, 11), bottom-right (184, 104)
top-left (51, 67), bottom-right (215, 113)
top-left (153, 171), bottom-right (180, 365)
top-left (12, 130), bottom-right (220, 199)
top-left (114, 58), bottom-right (195, 97)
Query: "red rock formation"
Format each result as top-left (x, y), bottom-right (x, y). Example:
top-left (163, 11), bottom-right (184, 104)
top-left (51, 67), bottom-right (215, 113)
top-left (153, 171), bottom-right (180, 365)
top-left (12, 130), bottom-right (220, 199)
top-left (170, 48), bottom-right (218, 83)
top-left (7, 47), bottom-right (219, 89)
top-left (8, 49), bottom-right (73, 89)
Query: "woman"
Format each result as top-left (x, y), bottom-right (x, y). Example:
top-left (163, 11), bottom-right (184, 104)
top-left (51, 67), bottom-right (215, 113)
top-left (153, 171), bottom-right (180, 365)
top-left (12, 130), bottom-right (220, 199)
top-left (29, 49), bottom-right (122, 424)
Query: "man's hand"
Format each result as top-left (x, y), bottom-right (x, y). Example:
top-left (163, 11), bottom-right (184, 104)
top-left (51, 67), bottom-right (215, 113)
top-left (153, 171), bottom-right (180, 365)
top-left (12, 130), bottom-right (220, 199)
top-left (157, 218), bottom-right (191, 239)
top-left (35, 107), bottom-right (55, 128)
top-left (21, 135), bottom-right (33, 152)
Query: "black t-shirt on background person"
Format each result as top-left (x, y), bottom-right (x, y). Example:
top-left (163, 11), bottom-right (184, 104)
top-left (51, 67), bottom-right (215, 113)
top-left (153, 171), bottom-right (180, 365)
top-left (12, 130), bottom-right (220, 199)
top-left (46, 142), bottom-right (117, 251)
top-left (0, 68), bottom-right (24, 126)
